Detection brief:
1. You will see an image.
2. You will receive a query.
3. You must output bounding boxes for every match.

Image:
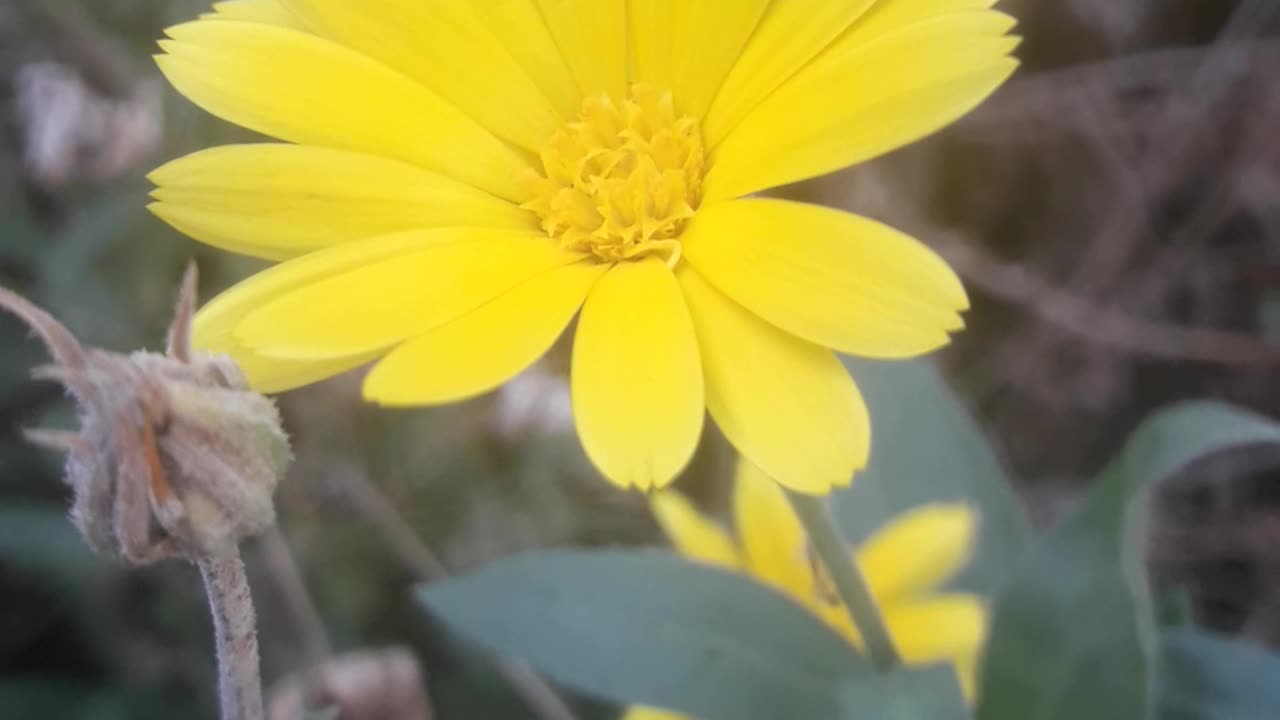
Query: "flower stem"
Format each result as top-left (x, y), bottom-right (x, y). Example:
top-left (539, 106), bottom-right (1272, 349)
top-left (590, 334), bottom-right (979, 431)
top-left (198, 549), bottom-right (264, 720)
top-left (785, 491), bottom-right (901, 672)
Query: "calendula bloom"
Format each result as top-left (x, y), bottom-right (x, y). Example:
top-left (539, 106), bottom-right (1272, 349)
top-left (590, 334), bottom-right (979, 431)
top-left (626, 459), bottom-right (986, 720)
top-left (149, 0), bottom-right (1018, 491)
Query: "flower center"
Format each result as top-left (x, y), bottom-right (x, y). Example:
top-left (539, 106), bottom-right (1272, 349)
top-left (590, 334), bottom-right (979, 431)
top-left (522, 85), bottom-right (705, 265)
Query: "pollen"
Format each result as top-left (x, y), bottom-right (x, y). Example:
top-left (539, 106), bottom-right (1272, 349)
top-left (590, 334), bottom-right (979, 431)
top-left (522, 85), bottom-right (705, 265)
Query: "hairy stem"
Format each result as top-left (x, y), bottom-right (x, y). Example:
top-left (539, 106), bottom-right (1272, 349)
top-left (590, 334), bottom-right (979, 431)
top-left (786, 491), bottom-right (901, 672)
top-left (198, 550), bottom-right (264, 720)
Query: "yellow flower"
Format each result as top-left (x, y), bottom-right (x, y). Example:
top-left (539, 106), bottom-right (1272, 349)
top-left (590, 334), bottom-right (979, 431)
top-left (626, 459), bottom-right (986, 719)
top-left (149, 0), bottom-right (1018, 491)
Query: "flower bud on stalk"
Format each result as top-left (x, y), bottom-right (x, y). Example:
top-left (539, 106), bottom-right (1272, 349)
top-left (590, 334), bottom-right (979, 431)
top-left (0, 263), bottom-right (290, 720)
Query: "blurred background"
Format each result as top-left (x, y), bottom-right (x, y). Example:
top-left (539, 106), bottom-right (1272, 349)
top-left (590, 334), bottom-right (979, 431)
top-left (1, 0), bottom-right (1278, 717)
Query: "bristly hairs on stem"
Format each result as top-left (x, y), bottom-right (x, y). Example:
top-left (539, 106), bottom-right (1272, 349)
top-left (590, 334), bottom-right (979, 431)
top-left (0, 263), bottom-right (292, 720)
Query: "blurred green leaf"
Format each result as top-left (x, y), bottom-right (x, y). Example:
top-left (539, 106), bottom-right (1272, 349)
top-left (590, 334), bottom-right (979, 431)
top-left (1154, 589), bottom-right (1196, 630)
top-left (837, 358), bottom-right (1030, 597)
top-left (1158, 628), bottom-right (1280, 720)
top-left (839, 665), bottom-right (970, 720)
top-left (418, 549), bottom-right (870, 720)
top-left (39, 189), bottom-right (150, 288)
top-left (979, 402), bottom-right (1280, 720)
top-left (0, 214), bottom-right (44, 267)
top-left (0, 677), bottom-right (177, 720)
top-left (0, 505), bottom-right (104, 589)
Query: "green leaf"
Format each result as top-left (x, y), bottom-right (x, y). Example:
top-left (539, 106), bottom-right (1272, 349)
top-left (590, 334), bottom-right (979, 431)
top-left (837, 358), bottom-right (1029, 597)
top-left (979, 402), bottom-right (1280, 720)
top-left (1154, 589), bottom-right (1196, 630)
top-left (1158, 628), bottom-right (1280, 719)
top-left (839, 665), bottom-right (970, 720)
top-left (418, 549), bottom-right (870, 720)
top-left (0, 214), bottom-right (43, 267)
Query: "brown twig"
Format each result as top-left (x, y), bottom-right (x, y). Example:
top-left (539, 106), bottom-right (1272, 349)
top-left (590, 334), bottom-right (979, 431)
top-left (957, 43), bottom-right (1280, 140)
top-left (1087, 0), bottom-right (1276, 292)
top-left (21, 0), bottom-right (138, 97)
top-left (979, 4), bottom-right (1278, 312)
top-left (934, 235), bottom-right (1280, 367)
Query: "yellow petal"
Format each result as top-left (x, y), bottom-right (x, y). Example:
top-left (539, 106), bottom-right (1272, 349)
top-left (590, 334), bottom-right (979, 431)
top-left (631, 0), bottom-right (770, 118)
top-left (156, 21), bottom-right (528, 201)
top-left (535, 0), bottom-right (627, 98)
top-left (621, 708), bottom-right (687, 720)
top-left (732, 458), bottom-right (812, 600)
top-left (193, 230), bottom-right (443, 392)
top-left (703, 0), bottom-right (879, 146)
top-left (649, 492), bottom-right (741, 569)
top-left (149, 144), bottom-right (533, 261)
top-left (628, 1), bottom-right (681, 95)
top-left (705, 11), bottom-right (1019, 200)
top-left (203, 0), bottom-right (299, 27)
top-left (817, 594), bottom-right (988, 685)
top-left (472, 1), bottom-right (581, 119)
top-left (679, 267), bottom-right (868, 494)
top-left (953, 652), bottom-right (981, 704)
top-left (682, 199), bottom-right (968, 359)
top-left (223, 351), bottom-right (379, 395)
top-left (571, 259), bottom-right (703, 490)
top-left (363, 262), bottom-right (606, 406)
top-left (856, 504), bottom-right (978, 603)
top-left (237, 230), bottom-right (583, 359)
top-left (277, 0), bottom-right (563, 150)
top-left (851, 0), bottom-right (1000, 40)
top-left (884, 594), bottom-right (987, 667)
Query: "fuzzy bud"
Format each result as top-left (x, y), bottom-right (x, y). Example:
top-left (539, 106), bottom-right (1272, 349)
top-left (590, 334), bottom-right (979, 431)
top-left (0, 264), bottom-right (290, 564)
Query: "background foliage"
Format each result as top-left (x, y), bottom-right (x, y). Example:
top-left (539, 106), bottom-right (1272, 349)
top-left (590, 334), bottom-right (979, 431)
top-left (2, 1), bottom-right (1280, 718)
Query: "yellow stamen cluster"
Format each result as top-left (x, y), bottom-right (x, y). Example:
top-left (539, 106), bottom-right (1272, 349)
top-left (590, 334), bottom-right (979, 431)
top-left (523, 85), bottom-right (704, 265)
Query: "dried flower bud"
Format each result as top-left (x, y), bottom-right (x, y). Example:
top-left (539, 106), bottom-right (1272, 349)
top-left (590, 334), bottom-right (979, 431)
top-left (0, 264), bottom-right (290, 563)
